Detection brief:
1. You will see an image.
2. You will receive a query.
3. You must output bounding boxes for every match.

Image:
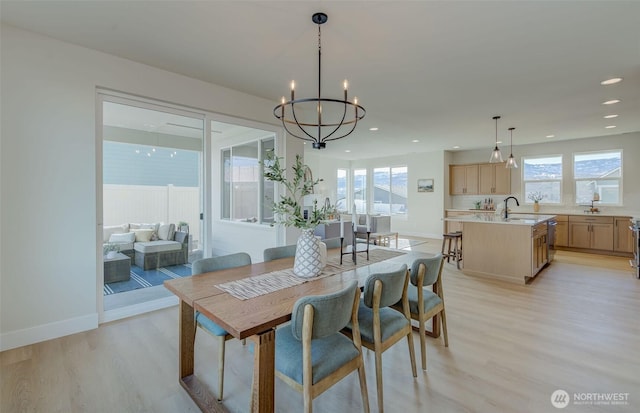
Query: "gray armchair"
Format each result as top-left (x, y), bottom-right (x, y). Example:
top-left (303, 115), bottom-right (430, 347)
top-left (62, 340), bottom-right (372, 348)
top-left (354, 214), bottom-right (391, 240)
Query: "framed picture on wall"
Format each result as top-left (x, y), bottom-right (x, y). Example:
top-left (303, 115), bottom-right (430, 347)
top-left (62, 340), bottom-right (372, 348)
top-left (418, 178), bottom-right (434, 192)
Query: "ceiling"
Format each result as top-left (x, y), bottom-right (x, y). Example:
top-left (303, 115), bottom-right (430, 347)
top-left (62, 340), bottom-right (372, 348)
top-left (2, 1), bottom-right (639, 160)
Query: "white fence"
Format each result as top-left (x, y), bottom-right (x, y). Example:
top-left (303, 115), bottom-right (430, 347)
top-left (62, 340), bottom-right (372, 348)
top-left (103, 184), bottom-right (201, 249)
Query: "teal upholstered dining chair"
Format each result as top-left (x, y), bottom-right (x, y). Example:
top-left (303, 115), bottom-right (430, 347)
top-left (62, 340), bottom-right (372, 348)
top-left (274, 280), bottom-right (370, 413)
top-left (192, 252), bottom-right (252, 401)
top-left (392, 254), bottom-right (448, 370)
top-left (343, 264), bottom-right (416, 413)
top-left (263, 244), bottom-right (297, 262)
top-left (322, 237), bottom-right (343, 249)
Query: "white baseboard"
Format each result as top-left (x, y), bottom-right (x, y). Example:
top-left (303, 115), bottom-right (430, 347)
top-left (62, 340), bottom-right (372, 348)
top-left (101, 295), bottom-right (178, 323)
top-left (0, 313), bottom-right (98, 352)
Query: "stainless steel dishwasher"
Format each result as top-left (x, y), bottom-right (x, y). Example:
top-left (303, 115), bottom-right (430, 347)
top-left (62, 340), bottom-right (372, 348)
top-left (547, 218), bottom-right (557, 262)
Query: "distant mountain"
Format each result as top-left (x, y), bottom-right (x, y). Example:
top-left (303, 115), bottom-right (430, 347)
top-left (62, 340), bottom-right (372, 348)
top-left (524, 157), bottom-right (620, 180)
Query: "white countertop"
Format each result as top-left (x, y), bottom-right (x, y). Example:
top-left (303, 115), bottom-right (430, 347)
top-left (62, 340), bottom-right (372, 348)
top-left (444, 213), bottom-right (556, 226)
top-left (446, 208), bottom-right (636, 218)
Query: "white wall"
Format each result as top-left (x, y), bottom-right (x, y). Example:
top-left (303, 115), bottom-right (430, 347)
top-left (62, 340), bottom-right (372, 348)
top-left (303, 152), bottom-right (350, 205)
top-left (305, 150), bottom-right (446, 239)
top-left (209, 119), bottom-right (302, 260)
top-left (0, 24), bottom-right (296, 350)
top-left (351, 151), bottom-right (446, 239)
top-left (448, 133), bottom-right (640, 217)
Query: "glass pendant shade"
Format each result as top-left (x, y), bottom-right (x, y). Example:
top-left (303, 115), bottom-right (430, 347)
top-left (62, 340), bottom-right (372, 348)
top-left (505, 127), bottom-right (518, 168)
top-left (490, 146), bottom-right (503, 163)
top-left (489, 115), bottom-right (503, 163)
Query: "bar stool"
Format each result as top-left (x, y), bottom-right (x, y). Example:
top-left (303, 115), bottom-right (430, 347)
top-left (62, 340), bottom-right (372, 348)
top-left (441, 231), bottom-right (462, 269)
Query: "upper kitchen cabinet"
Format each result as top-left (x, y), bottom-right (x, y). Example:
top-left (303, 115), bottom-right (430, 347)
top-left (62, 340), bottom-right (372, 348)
top-left (450, 163), bottom-right (510, 195)
top-left (479, 163), bottom-right (511, 195)
top-left (450, 164), bottom-right (479, 195)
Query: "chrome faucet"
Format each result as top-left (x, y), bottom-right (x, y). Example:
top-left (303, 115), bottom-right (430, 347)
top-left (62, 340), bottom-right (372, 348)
top-left (503, 196), bottom-right (520, 219)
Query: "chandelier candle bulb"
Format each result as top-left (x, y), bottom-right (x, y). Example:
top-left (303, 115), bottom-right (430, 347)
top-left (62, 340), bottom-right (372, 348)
top-left (273, 12), bottom-right (365, 149)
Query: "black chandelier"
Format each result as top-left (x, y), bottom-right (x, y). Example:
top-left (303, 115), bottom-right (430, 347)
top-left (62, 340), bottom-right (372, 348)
top-left (273, 12), bottom-right (366, 149)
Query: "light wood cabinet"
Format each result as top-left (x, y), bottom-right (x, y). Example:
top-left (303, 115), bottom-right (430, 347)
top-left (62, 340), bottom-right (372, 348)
top-left (532, 223), bottom-right (548, 275)
top-left (445, 211), bottom-right (467, 233)
top-left (450, 165), bottom-right (478, 195)
top-left (555, 215), bottom-right (568, 247)
top-left (568, 216), bottom-right (613, 251)
top-left (613, 217), bottom-right (633, 253)
top-left (479, 163), bottom-right (511, 195)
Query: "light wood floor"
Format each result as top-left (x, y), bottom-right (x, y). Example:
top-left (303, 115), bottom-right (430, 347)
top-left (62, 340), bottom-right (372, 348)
top-left (2, 240), bottom-right (639, 413)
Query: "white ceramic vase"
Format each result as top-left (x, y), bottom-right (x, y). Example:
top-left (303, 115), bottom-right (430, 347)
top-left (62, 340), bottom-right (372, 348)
top-left (293, 229), bottom-right (323, 278)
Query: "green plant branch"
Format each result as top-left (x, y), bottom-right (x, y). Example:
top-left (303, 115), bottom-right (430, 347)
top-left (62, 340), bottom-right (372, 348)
top-left (263, 152), bottom-right (325, 230)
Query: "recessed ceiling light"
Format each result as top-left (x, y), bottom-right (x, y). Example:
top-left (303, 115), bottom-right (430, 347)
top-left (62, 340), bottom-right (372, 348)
top-left (412, 139), bottom-right (419, 143)
top-left (605, 125), bottom-right (617, 129)
top-left (453, 146), bottom-right (460, 149)
top-left (604, 114), bottom-right (618, 119)
top-left (345, 149), bottom-right (351, 153)
top-left (602, 99), bottom-right (620, 105)
top-left (546, 134), bottom-right (555, 138)
top-left (369, 127), bottom-right (379, 131)
top-left (496, 141), bottom-right (502, 144)
top-left (600, 77), bottom-right (622, 85)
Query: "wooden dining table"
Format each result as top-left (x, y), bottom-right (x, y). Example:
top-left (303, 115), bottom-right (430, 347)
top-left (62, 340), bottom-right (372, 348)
top-left (164, 248), bottom-right (432, 413)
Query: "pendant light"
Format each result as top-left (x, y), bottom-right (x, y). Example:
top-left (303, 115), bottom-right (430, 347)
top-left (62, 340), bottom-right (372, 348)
top-left (273, 12), bottom-right (365, 149)
top-left (489, 115), bottom-right (503, 163)
top-left (505, 127), bottom-right (518, 168)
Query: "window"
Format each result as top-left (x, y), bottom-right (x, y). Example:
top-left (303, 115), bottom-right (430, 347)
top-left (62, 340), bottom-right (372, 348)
top-left (574, 150), bottom-right (622, 205)
top-left (221, 136), bottom-right (275, 223)
top-left (353, 169), bottom-right (367, 213)
top-left (336, 169), bottom-right (348, 212)
top-left (522, 155), bottom-right (562, 204)
top-left (373, 166), bottom-right (408, 215)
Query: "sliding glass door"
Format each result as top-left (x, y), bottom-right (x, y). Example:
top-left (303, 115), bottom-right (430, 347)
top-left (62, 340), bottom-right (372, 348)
top-left (100, 96), bottom-right (205, 314)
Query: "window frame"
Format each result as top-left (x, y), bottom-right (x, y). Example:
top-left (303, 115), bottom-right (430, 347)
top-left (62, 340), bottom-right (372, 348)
top-left (220, 136), bottom-right (276, 225)
top-left (336, 168), bottom-right (349, 213)
top-left (572, 149), bottom-right (623, 206)
top-left (373, 165), bottom-right (408, 216)
top-left (353, 168), bottom-right (367, 213)
top-left (521, 154), bottom-right (564, 205)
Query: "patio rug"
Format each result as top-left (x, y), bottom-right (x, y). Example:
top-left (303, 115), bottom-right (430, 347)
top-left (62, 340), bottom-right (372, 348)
top-left (103, 263), bottom-right (192, 295)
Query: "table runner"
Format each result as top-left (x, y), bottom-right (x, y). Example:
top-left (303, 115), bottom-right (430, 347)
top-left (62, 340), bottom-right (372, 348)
top-left (216, 249), bottom-right (405, 300)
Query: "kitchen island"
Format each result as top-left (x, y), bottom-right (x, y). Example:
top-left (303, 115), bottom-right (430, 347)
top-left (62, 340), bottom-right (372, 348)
top-left (444, 213), bottom-right (556, 284)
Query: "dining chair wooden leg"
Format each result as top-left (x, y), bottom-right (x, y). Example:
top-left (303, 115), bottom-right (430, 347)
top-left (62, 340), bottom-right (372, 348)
top-left (303, 383), bottom-right (312, 413)
top-left (406, 331), bottom-right (417, 377)
top-left (217, 336), bottom-right (226, 401)
top-left (374, 348), bottom-right (384, 413)
top-left (357, 363), bottom-right (371, 413)
top-left (419, 318), bottom-right (427, 370)
top-left (441, 308), bottom-right (449, 347)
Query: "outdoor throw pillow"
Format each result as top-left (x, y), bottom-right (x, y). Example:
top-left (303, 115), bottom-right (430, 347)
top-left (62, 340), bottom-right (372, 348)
top-left (131, 229), bottom-right (154, 242)
top-left (158, 223), bottom-right (174, 240)
top-left (108, 232), bottom-right (135, 243)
